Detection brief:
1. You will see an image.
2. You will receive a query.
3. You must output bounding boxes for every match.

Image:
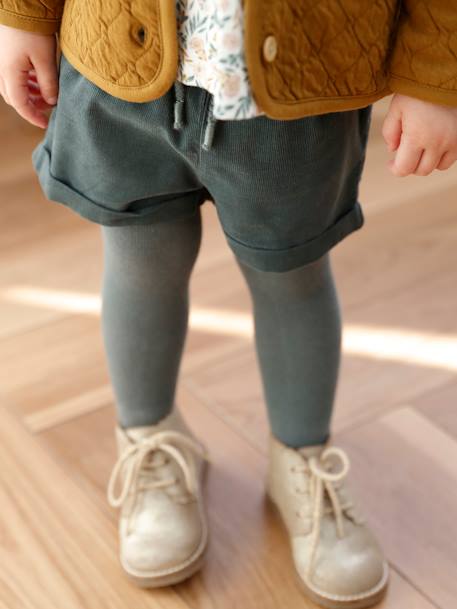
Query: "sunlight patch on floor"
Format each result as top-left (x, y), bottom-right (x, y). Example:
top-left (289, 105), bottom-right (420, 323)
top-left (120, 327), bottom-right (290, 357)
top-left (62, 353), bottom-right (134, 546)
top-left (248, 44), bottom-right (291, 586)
top-left (3, 285), bottom-right (456, 371)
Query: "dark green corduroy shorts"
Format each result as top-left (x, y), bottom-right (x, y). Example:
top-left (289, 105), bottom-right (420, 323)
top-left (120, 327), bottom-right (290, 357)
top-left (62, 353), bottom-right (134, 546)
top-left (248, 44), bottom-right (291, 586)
top-left (32, 52), bottom-right (372, 272)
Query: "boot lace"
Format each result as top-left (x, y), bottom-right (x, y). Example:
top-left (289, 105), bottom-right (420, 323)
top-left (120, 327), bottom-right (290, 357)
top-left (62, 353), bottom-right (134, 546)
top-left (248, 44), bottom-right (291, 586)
top-left (107, 429), bottom-right (209, 513)
top-left (294, 446), bottom-right (364, 576)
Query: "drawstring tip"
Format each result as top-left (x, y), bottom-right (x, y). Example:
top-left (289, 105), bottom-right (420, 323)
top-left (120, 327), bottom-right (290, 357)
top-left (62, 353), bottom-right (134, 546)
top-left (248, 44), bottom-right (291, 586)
top-left (202, 119), bottom-right (216, 151)
top-left (202, 94), bottom-right (217, 150)
top-left (173, 80), bottom-right (185, 130)
top-left (174, 101), bottom-right (184, 130)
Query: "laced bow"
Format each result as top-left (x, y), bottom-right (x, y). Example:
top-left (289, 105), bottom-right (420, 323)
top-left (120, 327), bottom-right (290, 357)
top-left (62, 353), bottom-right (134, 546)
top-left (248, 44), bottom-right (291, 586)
top-left (295, 446), bottom-right (362, 576)
top-left (107, 430), bottom-right (209, 512)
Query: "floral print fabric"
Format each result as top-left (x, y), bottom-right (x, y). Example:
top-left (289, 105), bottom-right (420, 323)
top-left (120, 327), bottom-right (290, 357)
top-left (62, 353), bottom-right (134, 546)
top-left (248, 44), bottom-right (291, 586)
top-left (175, 0), bottom-right (265, 120)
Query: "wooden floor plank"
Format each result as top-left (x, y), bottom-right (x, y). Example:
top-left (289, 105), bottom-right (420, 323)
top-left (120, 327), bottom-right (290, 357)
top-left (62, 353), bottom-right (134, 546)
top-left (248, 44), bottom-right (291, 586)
top-left (340, 407), bottom-right (457, 609)
top-left (1, 86), bottom-right (455, 608)
top-left (411, 377), bottom-right (457, 441)
top-left (0, 404), bottom-right (191, 609)
top-left (34, 385), bottom-right (436, 609)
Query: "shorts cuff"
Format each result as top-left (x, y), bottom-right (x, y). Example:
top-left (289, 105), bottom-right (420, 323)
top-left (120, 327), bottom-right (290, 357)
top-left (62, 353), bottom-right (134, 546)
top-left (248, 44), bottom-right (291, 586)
top-left (223, 202), bottom-right (364, 272)
top-left (31, 145), bottom-right (207, 226)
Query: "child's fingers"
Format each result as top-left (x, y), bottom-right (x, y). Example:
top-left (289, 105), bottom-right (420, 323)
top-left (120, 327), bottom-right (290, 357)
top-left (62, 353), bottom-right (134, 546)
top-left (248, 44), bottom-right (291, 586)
top-left (436, 149), bottom-right (457, 171)
top-left (413, 147), bottom-right (442, 176)
top-left (29, 93), bottom-right (55, 111)
top-left (26, 72), bottom-right (54, 109)
top-left (27, 77), bottom-right (40, 91)
top-left (3, 67), bottom-right (48, 128)
top-left (388, 133), bottom-right (424, 176)
top-left (31, 54), bottom-right (58, 104)
top-left (382, 103), bottom-right (402, 151)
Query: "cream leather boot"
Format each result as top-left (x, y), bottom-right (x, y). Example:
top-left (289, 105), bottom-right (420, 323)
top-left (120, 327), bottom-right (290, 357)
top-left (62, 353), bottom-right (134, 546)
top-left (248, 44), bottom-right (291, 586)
top-left (106, 408), bottom-right (210, 587)
top-left (266, 433), bottom-right (389, 609)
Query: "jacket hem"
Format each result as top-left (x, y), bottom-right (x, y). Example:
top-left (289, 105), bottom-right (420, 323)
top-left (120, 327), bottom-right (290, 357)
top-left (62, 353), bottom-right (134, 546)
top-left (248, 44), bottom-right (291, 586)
top-left (252, 87), bottom-right (392, 120)
top-left (387, 75), bottom-right (457, 108)
top-left (0, 8), bottom-right (60, 34)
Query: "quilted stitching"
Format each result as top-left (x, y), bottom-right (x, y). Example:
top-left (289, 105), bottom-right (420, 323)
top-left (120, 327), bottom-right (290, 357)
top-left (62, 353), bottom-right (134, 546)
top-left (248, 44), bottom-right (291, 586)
top-left (0, 0), bottom-right (456, 109)
top-left (261, 0), bottom-right (399, 101)
top-left (0, 0), bottom-right (63, 20)
top-left (60, 0), bottom-right (164, 87)
top-left (389, 0), bottom-right (457, 91)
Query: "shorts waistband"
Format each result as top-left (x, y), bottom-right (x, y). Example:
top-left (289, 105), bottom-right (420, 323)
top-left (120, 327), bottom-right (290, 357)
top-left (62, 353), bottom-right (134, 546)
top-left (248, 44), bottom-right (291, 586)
top-left (173, 79), bottom-right (218, 151)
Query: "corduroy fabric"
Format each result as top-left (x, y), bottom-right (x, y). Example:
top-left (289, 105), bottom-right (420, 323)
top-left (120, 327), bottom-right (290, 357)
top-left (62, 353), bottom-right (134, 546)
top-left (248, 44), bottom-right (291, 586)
top-left (31, 52), bottom-right (372, 273)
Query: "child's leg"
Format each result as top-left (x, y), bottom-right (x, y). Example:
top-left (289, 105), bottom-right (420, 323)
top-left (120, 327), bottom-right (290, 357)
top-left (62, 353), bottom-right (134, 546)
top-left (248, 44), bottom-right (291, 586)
top-left (100, 210), bottom-right (202, 429)
top-left (235, 251), bottom-right (341, 447)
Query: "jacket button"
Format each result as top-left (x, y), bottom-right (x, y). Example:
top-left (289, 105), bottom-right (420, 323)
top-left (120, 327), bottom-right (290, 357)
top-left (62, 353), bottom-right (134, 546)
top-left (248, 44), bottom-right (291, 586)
top-left (262, 35), bottom-right (277, 62)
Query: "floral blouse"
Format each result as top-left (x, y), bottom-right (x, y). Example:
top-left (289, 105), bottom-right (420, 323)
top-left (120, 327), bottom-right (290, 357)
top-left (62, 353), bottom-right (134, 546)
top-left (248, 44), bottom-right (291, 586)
top-left (175, 0), bottom-right (265, 120)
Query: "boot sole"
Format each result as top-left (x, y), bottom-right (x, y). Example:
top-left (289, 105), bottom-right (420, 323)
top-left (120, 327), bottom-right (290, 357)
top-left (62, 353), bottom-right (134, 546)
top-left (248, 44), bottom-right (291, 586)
top-left (264, 490), bottom-right (389, 609)
top-left (123, 542), bottom-right (208, 588)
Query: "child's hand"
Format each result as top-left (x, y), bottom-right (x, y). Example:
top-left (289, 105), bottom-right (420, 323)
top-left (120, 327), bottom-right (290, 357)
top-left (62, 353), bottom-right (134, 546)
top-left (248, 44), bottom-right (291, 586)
top-left (0, 24), bottom-right (58, 129)
top-left (382, 93), bottom-right (457, 177)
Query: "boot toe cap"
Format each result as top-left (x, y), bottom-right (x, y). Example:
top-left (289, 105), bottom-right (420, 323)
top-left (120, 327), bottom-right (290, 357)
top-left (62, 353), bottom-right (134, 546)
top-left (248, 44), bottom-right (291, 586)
top-left (293, 532), bottom-right (389, 600)
top-left (311, 550), bottom-right (388, 599)
top-left (121, 513), bottom-right (207, 574)
top-left (122, 531), bottom-right (205, 574)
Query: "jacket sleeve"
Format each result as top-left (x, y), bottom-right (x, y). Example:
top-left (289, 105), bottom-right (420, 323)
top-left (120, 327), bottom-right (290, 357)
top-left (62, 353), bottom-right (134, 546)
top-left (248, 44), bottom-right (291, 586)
top-left (0, 1), bottom-right (64, 35)
top-left (387, 0), bottom-right (457, 107)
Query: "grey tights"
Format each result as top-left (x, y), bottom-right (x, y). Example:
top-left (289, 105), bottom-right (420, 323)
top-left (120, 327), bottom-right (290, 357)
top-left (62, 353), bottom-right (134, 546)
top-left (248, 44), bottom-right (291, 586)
top-left (100, 210), bottom-right (342, 447)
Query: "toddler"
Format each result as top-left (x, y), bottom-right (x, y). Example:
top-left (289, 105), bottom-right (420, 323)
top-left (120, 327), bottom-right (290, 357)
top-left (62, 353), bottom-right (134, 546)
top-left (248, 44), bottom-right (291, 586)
top-left (1, 1), bottom-right (456, 607)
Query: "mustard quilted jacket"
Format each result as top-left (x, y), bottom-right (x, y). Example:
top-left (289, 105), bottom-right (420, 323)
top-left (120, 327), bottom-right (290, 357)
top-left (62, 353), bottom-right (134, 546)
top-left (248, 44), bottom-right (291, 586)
top-left (0, 0), bottom-right (456, 119)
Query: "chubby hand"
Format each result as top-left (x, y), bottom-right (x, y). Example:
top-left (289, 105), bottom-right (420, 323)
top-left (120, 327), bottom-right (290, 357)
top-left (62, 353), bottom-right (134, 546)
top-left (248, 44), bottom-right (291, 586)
top-left (382, 93), bottom-right (457, 176)
top-left (0, 24), bottom-right (58, 129)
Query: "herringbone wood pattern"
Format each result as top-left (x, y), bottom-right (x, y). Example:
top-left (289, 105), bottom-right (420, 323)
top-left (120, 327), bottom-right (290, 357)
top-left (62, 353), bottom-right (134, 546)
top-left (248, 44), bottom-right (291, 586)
top-left (0, 94), bottom-right (456, 609)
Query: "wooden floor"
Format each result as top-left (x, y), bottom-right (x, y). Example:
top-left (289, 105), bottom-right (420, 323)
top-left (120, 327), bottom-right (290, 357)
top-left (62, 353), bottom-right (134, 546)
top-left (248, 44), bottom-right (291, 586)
top-left (0, 94), bottom-right (456, 609)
